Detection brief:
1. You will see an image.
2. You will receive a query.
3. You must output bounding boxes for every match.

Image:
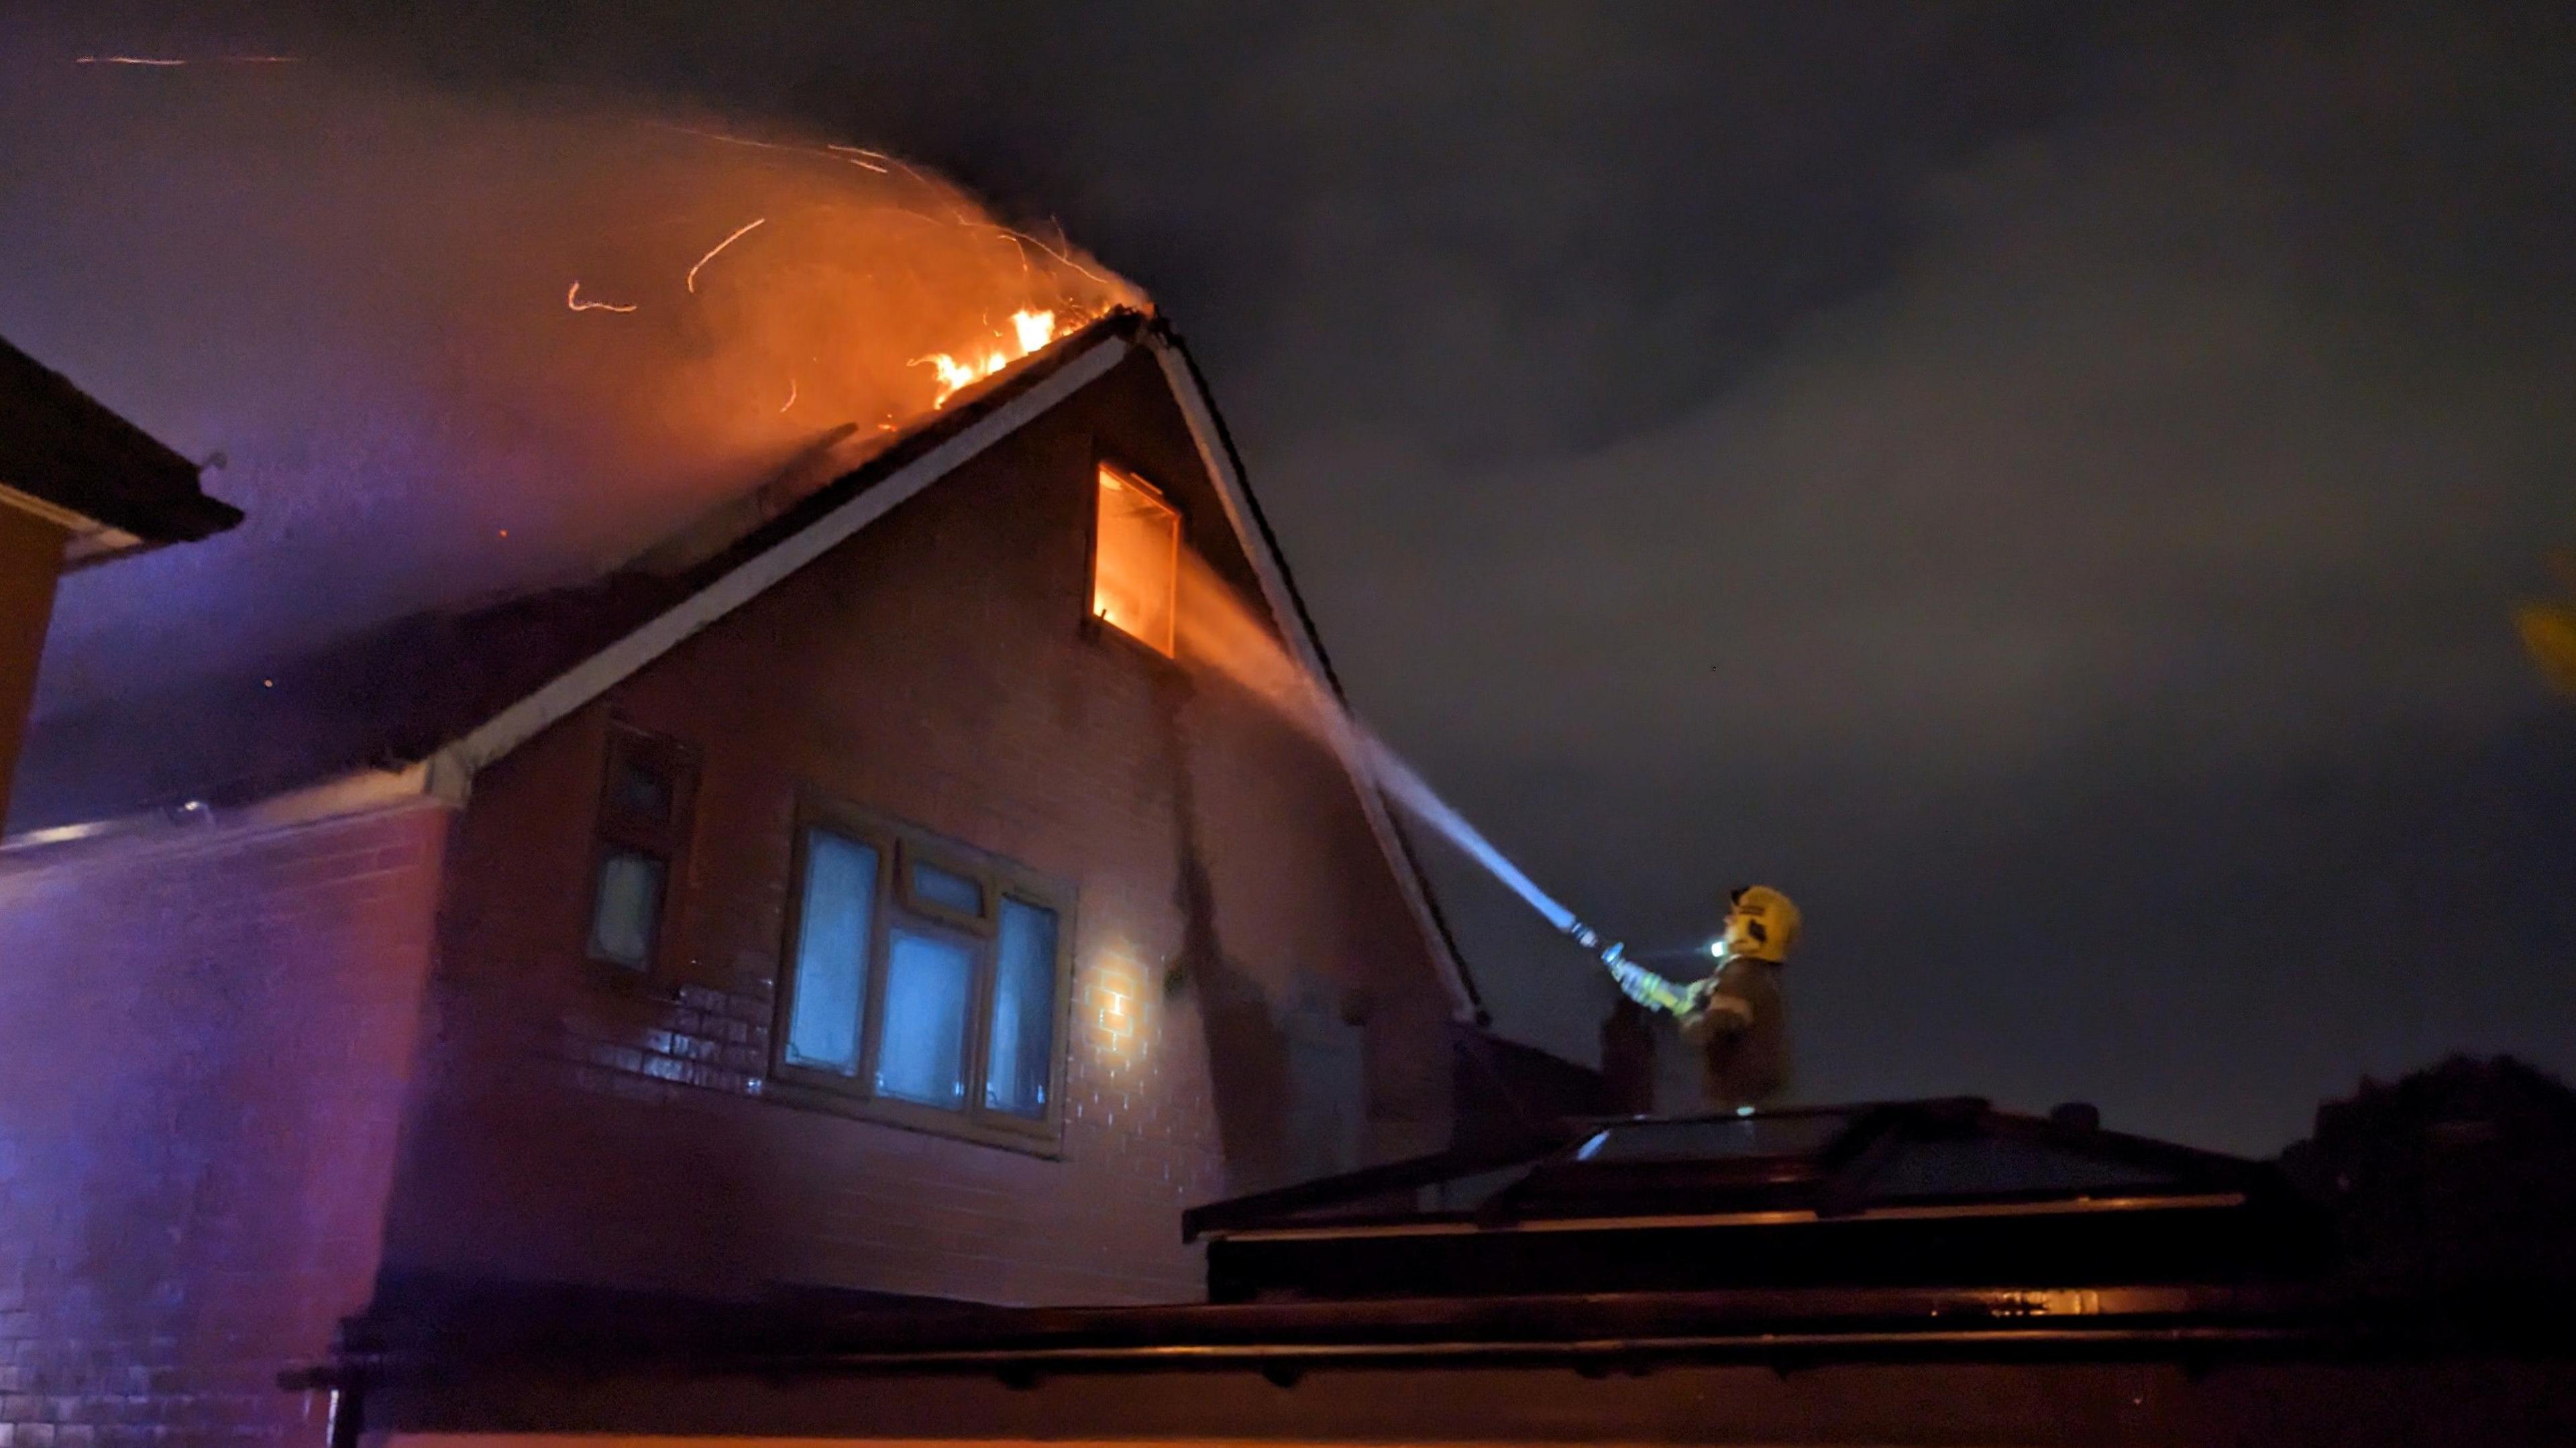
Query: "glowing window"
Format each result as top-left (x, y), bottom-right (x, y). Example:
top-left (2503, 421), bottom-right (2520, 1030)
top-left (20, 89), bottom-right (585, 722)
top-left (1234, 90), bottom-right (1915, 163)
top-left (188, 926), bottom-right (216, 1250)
top-left (1092, 464), bottom-right (1178, 655)
top-left (774, 807), bottom-right (1075, 1150)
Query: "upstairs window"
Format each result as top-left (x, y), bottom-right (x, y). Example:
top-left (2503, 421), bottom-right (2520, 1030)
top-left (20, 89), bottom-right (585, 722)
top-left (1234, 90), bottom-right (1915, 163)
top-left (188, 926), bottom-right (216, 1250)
top-left (1091, 463), bottom-right (1179, 655)
top-left (775, 802), bottom-right (1074, 1148)
top-left (586, 724), bottom-right (700, 976)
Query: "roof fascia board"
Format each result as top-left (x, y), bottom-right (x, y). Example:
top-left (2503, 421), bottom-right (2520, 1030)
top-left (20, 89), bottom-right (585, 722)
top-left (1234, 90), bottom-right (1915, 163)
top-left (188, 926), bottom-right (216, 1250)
top-left (431, 335), bottom-right (1132, 791)
top-left (1144, 333), bottom-right (1481, 1021)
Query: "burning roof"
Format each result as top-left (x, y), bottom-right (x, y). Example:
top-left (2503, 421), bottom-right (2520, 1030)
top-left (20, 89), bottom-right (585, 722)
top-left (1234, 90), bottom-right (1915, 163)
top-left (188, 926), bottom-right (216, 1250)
top-left (6, 311), bottom-right (1152, 837)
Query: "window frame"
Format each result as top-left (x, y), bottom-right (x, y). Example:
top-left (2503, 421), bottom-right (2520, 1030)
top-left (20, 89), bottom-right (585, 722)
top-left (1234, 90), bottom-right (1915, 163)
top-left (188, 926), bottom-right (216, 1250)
top-left (582, 721), bottom-right (701, 985)
top-left (769, 793), bottom-right (1079, 1154)
top-left (1086, 459), bottom-right (1181, 658)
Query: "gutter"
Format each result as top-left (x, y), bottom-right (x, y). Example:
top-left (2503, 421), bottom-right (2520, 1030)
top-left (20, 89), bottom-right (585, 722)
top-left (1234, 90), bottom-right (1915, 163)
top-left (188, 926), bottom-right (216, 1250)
top-left (285, 1280), bottom-right (2345, 1399)
top-left (1, 760), bottom-right (437, 865)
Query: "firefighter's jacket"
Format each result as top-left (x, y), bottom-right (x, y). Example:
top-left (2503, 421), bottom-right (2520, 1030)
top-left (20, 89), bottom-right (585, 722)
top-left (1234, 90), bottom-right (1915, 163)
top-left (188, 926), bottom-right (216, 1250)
top-left (1676, 956), bottom-right (1788, 1109)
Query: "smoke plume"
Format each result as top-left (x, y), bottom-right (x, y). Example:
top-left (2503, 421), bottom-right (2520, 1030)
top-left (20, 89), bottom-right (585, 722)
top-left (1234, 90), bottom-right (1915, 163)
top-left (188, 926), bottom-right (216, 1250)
top-left (0, 49), bottom-right (1140, 716)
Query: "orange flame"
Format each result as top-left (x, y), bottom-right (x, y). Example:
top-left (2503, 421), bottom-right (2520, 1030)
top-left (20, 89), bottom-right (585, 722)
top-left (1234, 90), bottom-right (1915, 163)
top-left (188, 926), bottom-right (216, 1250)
top-left (914, 308), bottom-right (1069, 408)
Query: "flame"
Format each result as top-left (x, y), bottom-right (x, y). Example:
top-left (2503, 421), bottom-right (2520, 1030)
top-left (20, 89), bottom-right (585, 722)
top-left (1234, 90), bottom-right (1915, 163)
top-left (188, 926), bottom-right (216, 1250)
top-left (913, 309), bottom-right (1070, 408)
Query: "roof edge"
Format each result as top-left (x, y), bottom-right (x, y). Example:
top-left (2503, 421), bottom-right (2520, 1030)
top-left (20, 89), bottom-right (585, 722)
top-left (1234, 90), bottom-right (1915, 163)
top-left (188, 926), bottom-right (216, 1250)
top-left (0, 761), bottom-right (437, 869)
top-left (436, 332), bottom-right (1132, 787)
top-left (1140, 323), bottom-right (1483, 1021)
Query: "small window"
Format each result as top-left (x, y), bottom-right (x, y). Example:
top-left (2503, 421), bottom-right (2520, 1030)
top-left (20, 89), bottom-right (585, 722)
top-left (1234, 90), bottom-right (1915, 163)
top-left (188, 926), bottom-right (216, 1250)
top-left (774, 805), bottom-right (1075, 1148)
top-left (1091, 463), bottom-right (1179, 655)
top-left (905, 851), bottom-right (986, 922)
top-left (587, 849), bottom-right (666, 968)
top-left (584, 724), bottom-right (698, 977)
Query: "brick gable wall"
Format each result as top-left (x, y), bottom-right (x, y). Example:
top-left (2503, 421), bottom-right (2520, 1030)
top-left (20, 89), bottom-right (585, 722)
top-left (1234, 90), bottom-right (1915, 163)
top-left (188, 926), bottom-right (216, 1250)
top-left (0, 801), bottom-right (447, 1446)
top-left (382, 349), bottom-right (1454, 1309)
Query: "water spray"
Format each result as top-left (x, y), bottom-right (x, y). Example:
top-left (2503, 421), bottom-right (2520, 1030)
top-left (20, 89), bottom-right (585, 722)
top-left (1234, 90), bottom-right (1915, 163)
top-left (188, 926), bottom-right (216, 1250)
top-left (1170, 549), bottom-right (1668, 1003)
top-left (1346, 730), bottom-right (1681, 1007)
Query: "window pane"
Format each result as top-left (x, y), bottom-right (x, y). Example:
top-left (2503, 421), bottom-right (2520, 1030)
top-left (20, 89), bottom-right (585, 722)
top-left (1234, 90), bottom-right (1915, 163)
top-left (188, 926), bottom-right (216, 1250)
top-left (588, 848), bottom-right (664, 970)
top-left (611, 756), bottom-right (672, 823)
top-left (1092, 466), bottom-right (1177, 655)
top-left (785, 830), bottom-right (878, 1076)
top-left (985, 900), bottom-right (1059, 1117)
top-left (910, 857), bottom-right (984, 917)
top-left (876, 926), bottom-right (974, 1109)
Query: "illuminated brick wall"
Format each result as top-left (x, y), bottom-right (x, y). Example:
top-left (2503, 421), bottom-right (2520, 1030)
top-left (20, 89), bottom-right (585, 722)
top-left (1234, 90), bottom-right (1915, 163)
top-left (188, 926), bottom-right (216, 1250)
top-left (0, 801), bottom-right (447, 1446)
top-left (383, 349), bottom-right (1454, 1309)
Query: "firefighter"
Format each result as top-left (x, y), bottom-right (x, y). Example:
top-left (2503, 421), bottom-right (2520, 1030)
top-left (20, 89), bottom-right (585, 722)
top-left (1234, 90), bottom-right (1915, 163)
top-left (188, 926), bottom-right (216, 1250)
top-left (1602, 885), bottom-right (1800, 1110)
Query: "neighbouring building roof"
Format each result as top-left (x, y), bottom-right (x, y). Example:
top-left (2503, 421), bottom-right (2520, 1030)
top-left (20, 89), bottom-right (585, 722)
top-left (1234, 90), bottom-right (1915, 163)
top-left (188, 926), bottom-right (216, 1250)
top-left (297, 1099), bottom-right (2576, 1445)
top-left (1182, 1096), bottom-right (2320, 1300)
top-left (0, 334), bottom-right (241, 564)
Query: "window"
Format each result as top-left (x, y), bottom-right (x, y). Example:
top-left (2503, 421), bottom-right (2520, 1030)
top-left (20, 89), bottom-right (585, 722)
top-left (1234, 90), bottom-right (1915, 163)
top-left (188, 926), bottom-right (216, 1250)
top-left (1091, 463), bottom-right (1178, 655)
top-left (774, 803), bottom-right (1074, 1147)
top-left (585, 724), bottom-right (699, 975)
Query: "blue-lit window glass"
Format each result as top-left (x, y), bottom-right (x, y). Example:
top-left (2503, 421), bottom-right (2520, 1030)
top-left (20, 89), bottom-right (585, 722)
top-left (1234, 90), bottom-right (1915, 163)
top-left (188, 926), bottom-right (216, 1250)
top-left (588, 848), bottom-right (663, 970)
top-left (984, 899), bottom-right (1059, 1117)
top-left (784, 830), bottom-right (878, 1076)
top-left (910, 857), bottom-right (984, 917)
top-left (875, 926), bottom-right (974, 1108)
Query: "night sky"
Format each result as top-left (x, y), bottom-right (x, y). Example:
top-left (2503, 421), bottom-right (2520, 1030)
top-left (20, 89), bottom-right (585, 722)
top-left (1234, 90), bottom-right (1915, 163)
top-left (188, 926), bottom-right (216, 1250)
top-left (10, 3), bottom-right (2574, 1153)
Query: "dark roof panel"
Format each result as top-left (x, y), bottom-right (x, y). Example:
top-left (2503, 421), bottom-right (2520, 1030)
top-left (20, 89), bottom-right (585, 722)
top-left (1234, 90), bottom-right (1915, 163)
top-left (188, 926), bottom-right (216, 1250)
top-left (1577, 1111), bottom-right (1860, 1164)
top-left (0, 334), bottom-right (240, 550)
top-left (1185, 1099), bottom-right (2318, 1302)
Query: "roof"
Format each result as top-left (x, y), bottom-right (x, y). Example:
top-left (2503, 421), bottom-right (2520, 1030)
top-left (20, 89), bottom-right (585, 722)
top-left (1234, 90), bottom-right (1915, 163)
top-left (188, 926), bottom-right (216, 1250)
top-left (3, 308), bottom-right (1477, 1015)
top-left (1184, 1097), bottom-right (2322, 1300)
top-left (0, 333), bottom-right (241, 563)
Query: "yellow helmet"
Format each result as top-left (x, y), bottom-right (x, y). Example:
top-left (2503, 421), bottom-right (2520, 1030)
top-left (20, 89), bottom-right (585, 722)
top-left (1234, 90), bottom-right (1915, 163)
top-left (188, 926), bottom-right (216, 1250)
top-left (2522, 602), bottom-right (2576, 697)
top-left (1721, 885), bottom-right (1801, 964)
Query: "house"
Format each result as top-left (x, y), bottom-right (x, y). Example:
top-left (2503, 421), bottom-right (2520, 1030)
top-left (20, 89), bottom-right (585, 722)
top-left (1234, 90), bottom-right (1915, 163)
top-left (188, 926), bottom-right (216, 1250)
top-left (0, 310), bottom-right (1577, 1446)
top-left (311, 1098), bottom-right (2576, 1447)
top-left (0, 333), bottom-right (241, 821)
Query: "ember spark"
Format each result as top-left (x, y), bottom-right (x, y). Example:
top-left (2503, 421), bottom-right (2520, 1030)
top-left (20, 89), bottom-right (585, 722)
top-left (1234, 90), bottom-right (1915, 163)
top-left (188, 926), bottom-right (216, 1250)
top-left (565, 282), bottom-right (637, 314)
top-left (686, 218), bottom-right (766, 294)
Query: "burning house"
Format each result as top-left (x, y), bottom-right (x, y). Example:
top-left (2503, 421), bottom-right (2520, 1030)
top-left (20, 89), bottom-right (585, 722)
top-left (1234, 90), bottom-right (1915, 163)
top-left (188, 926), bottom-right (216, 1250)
top-left (0, 309), bottom-right (1582, 1445)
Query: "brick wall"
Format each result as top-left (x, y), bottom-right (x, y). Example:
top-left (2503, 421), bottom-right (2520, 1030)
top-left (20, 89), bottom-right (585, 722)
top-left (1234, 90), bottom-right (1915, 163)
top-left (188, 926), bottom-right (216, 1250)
top-left (384, 349), bottom-right (1455, 1310)
top-left (0, 800), bottom-right (447, 1446)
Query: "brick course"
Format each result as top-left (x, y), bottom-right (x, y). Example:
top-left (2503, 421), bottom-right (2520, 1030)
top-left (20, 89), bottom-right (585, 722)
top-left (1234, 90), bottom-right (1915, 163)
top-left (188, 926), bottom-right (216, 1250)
top-left (0, 801), bottom-right (447, 1445)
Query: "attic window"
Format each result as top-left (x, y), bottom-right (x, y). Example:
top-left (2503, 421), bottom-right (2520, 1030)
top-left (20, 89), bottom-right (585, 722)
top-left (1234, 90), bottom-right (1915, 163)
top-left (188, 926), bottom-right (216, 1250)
top-left (585, 724), bottom-right (699, 976)
top-left (1091, 463), bottom-right (1178, 655)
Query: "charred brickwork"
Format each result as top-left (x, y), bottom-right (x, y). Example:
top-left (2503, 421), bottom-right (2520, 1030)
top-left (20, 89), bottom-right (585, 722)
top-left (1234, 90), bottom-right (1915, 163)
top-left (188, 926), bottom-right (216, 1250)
top-left (379, 349), bottom-right (1454, 1309)
top-left (0, 802), bottom-right (446, 1447)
